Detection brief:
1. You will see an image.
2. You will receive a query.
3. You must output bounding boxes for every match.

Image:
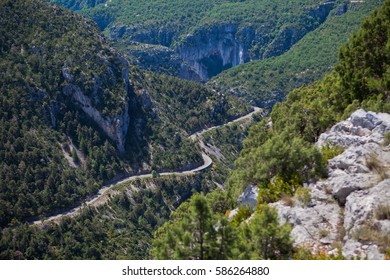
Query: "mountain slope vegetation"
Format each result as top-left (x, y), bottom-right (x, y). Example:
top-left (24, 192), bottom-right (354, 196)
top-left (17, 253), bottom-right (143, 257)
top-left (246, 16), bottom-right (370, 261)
top-left (2, 0), bottom-right (389, 260)
top-left (0, 0), bottom-right (129, 227)
top-left (51, 0), bottom-right (346, 81)
top-left (227, 0), bottom-right (390, 199)
top-left (150, 0), bottom-right (390, 260)
top-left (0, 0), bottom-right (243, 227)
top-left (52, 0), bottom-right (383, 102)
top-left (210, 0), bottom-right (384, 107)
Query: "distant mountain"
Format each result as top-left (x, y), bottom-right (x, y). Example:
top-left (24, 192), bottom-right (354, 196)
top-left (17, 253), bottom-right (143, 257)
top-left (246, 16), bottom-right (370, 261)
top-left (50, 0), bottom-right (346, 81)
top-left (51, 0), bottom-right (383, 110)
top-left (210, 0), bottom-right (384, 107)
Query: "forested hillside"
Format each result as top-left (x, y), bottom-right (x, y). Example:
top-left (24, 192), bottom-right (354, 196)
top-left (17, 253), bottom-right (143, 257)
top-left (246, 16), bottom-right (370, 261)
top-left (0, 0), bottom-right (129, 227)
top-left (150, 0), bottom-right (390, 259)
top-left (227, 0), bottom-right (390, 200)
top-left (51, 0), bottom-right (383, 106)
top-left (210, 0), bottom-right (384, 107)
top-left (0, 174), bottom-right (214, 259)
top-left (2, 0), bottom-right (389, 260)
top-left (51, 0), bottom-right (357, 82)
top-left (0, 0), bottom-right (243, 228)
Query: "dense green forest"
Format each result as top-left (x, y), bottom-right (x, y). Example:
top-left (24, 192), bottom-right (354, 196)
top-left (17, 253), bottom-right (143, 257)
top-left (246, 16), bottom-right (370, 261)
top-left (0, 175), bottom-right (214, 259)
top-left (2, 0), bottom-right (390, 260)
top-left (52, 0), bottom-right (323, 44)
top-left (0, 0), bottom-right (244, 228)
top-left (227, 0), bottom-right (390, 199)
top-left (127, 69), bottom-right (249, 171)
top-left (151, 192), bottom-right (293, 260)
top-left (51, 0), bottom-right (349, 82)
top-left (210, 0), bottom-right (384, 106)
top-left (0, 0), bottom-right (127, 227)
top-left (150, 0), bottom-right (390, 259)
top-left (52, 0), bottom-right (383, 102)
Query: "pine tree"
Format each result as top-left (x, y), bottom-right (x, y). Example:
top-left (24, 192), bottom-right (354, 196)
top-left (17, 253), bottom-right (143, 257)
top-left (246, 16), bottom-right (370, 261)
top-left (71, 147), bottom-right (80, 164)
top-left (247, 205), bottom-right (293, 259)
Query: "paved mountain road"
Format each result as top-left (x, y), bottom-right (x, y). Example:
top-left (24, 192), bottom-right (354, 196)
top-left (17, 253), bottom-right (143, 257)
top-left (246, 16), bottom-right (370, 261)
top-left (33, 107), bottom-right (261, 225)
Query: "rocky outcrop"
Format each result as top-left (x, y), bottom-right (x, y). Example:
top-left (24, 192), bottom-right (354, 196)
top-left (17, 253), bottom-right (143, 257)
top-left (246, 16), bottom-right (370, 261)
top-left (122, 43), bottom-right (202, 81)
top-left (51, 0), bottom-right (108, 11)
top-left (177, 3), bottom-right (334, 81)
top-left (237, 185), bottom-right (259, 210)
top-left (63, 84), bottom-right (129, 152)
top-left (270, 109), bottom-right (390, 259)
top-left (177, 24), bottom-right (248, 81)
top-left (62, 55), bottom-right (131, 152)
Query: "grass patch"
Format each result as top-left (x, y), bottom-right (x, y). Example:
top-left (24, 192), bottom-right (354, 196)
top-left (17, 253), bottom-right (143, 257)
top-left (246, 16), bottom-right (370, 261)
top-left (281, 194), bottom-right (294, 207)
top-left (352, 225), bottom-right (377, 242)
top-left (294, 187), bottom-right (311, 207)
top-left (366, 153), bottom-right (388, 180)
top-left (321, 144), bottom-right (345, 164)
top-left (319, 228), bottom-right (329, 238)
top-left (353, 223), bottom-right (390, 255)
top-left (383, 132), bottom-right (390, 146)
top-left (375, 204), bottom-right (390, 220)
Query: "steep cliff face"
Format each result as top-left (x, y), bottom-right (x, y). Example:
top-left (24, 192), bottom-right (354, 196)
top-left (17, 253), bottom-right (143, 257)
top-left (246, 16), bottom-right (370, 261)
top-left (117, 42), bottom-right (202, 81)
top-left (176, 3), bottom-right (335, 81)
top-left (106, 1), bottom-right (336, 81)
top-left (177, 24), bottom-right (247, 81)
top-left (49, 0), bottom-right (108, 10)
top-left (270, 110), bottom-right (390, 259)
top-left (62, 52), bottom-right (131, 152)
top-left (63, 83), bottom-right (130, 153)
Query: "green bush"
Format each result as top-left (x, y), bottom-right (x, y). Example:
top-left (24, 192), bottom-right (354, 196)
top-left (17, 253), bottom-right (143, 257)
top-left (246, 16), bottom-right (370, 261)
top-left (231, 207), bottom-right (253, 227)
top-left (321, 144), bottom-right (344, 164)
top-left (294, 187), bottom-right (311, 207)
top-left (384, 132), bottom-right (390, 146)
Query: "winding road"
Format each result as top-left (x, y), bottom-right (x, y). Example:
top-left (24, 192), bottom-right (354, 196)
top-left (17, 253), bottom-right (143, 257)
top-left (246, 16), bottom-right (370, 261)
top-left (33, 107), bottom-right (262, 225)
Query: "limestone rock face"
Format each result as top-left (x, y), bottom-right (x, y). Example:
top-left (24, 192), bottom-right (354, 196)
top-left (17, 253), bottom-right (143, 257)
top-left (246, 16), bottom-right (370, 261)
top-left (109, 4), bottom-right (334, 82)
top-left (62, 54), bottom-right (131, 152)
top-left (177, 24), bottom-right (248, 82)
top-left (271, 109), bottom-right (390, 259)
top-left (237, 185), bottom-right (259, 210)
top-left (123, 43), bottom-right (202, 81)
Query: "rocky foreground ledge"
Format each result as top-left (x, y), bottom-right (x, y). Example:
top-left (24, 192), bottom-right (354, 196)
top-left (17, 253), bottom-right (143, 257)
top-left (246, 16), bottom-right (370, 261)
top-left (235, 110), bottom-right (390, 259)
top-left (271, 109), bottom-right (390, 259)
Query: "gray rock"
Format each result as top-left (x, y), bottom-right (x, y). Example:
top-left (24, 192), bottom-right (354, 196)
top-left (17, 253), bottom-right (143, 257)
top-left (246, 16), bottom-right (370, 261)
top-left (367, 245), bottom-right (384, 260)
top-left (228, 208), bottom-right (239, 219)
top-left (335, 3), bottom-right (348, 16)
top-left (343, 239), bottom-right (364, 259)
top-left (345, 179), bottom-right (390, 233)
top-left (273, 109), bottom-right (390, 259)
top-left (350, 109), bottom-right (381, 130)
top-left (375, 220), bottom-right (390, 234)
top-left (329, 173), bottom-right (379, 206)
top-left (271, 197), bottom-right (340, 248)
top-left (237, 185), bottom-right (259, 210)
top-left (342, 240), bottom-right (384, 260)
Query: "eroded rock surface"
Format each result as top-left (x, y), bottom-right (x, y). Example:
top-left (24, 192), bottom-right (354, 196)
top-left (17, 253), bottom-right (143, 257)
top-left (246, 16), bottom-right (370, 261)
top-left (270, 109), bottom-right (390, 259)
